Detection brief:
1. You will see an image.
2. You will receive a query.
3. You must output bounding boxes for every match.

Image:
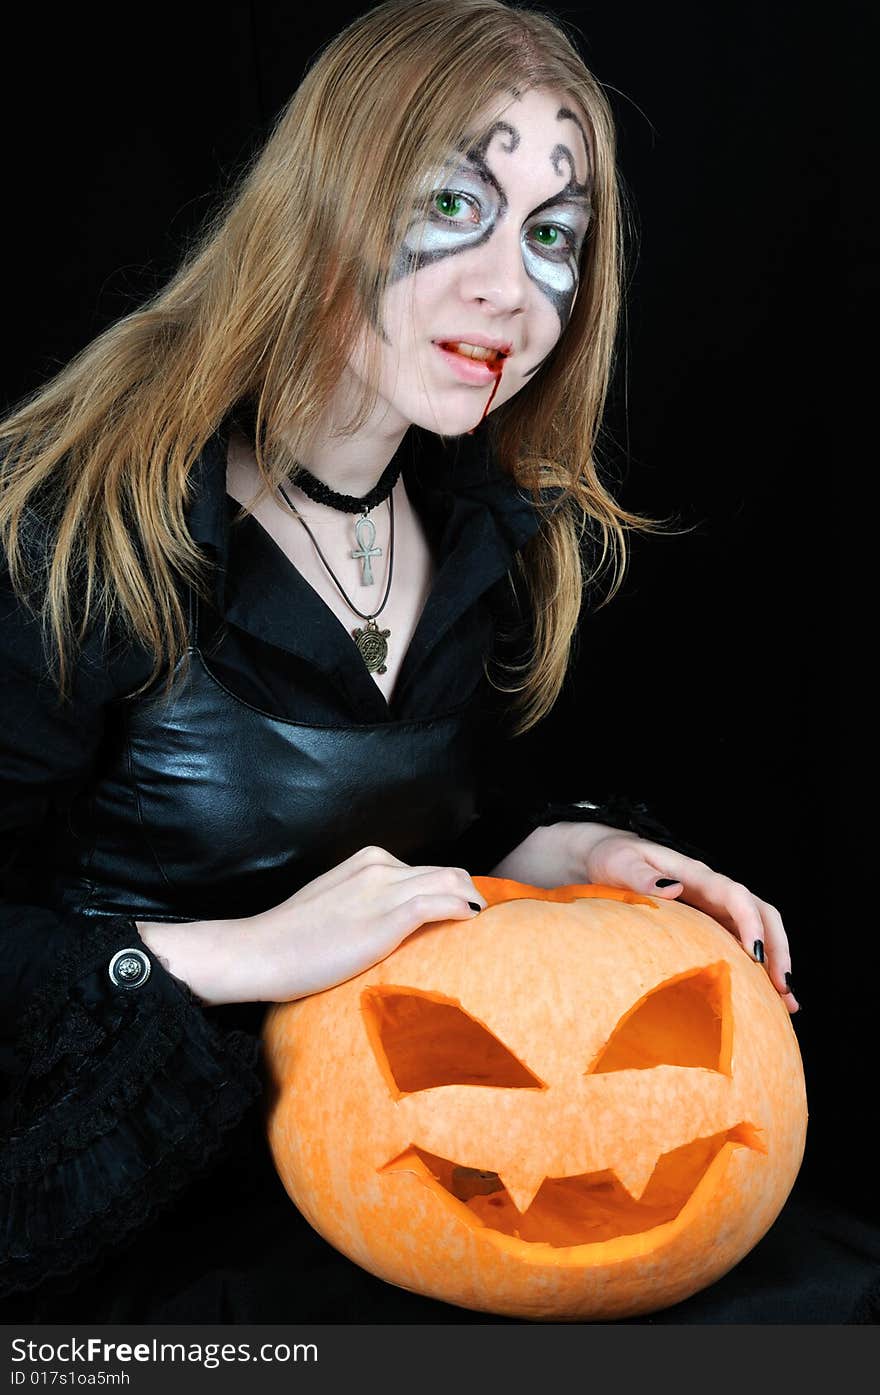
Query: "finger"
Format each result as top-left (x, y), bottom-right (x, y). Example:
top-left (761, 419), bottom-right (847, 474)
top-left (709, 881), bottom-right (769, 962)
top-left (636, 845), bottom-right (714, 897)
top-left (640, 859), bottom-right (685, 895)
top-left (650, 864), bottom-right (768, 964)
top-left (651, 875), bottom-right (684, 894)
top-left (398, 866), bottom-right (487, 910)
top-left (604, 844), bottom-right (687, 897)
top-left (392, 891), bottom-right (484, 938)
top-left (755, 898), bottom-right (800, 1010)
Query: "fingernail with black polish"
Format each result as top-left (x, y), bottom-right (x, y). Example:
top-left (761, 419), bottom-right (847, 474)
top-left (753, 939), bottom-right (765, 963)
top-left (468, 901), bottom-right (482, 913)
top-left (655, 878), bottom-right (679, 888)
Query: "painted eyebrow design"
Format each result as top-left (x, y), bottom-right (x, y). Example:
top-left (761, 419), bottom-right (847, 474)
top-left (556, 106), bottom-right (595, 184)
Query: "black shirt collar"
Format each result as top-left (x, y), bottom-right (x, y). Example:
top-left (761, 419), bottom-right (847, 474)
top-left (185, 414), bottom-right (556, 715)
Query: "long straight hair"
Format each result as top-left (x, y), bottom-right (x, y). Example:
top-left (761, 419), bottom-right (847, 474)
top-left (0, 0), bottom-right (670, 734)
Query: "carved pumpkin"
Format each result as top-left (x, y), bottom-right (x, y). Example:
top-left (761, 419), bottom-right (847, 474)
top-left (263, 879), bottom-right (807, 1320)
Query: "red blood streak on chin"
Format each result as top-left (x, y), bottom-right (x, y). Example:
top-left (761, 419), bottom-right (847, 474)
top-left (465, 359), bottom-right (504, 435)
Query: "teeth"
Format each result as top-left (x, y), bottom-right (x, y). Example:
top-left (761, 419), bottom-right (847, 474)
top-left (444, 342), bottom-right (500, 363)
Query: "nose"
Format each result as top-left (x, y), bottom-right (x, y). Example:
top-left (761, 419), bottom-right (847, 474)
top-left (455, 219), bottom-right (529, 316)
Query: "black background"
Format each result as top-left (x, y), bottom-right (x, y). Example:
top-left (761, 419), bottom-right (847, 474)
top-left (1, 0), bottom-right (863, 1270)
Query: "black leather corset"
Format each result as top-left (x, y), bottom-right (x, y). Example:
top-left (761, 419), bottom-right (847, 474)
top-left (49, 586), bottom-right (483, 925)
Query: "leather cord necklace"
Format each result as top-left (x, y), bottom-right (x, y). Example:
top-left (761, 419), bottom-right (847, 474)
top-left (276, 451), bottom-right (404, 675)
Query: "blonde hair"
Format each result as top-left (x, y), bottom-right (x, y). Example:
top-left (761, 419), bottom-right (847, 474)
top-left (0, 0), bottom-right (675, 734)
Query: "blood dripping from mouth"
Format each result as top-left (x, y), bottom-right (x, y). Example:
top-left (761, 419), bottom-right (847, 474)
top-left (466, 356), bottom-right (504, 435)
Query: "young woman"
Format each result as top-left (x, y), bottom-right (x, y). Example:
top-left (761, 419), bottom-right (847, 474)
top-left (0, 0), bottom-right (797, 1318)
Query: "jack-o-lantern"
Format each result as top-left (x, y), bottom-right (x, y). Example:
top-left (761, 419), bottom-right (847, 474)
top-left (263, 879), bottom-right (807, 1320)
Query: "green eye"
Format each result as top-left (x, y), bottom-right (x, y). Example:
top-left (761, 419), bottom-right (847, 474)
top-left (533, 226), bottom-right (559, 247)
top-left (434, 192), bottom-right (467, 218)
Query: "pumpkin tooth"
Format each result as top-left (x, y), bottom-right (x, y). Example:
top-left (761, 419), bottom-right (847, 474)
top-left (499, 1171), bottom-right (545, 1216)
top-left (611, 1153), bottom-right (658, 1203)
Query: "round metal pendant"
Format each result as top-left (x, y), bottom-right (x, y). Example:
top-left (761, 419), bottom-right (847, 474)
top-left (353, 619), bottom-right (391, 674)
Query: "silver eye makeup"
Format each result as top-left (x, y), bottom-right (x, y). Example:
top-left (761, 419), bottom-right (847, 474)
top-left (429, 188), bottom-right (580, 261)
top-left (395, 167), bottom-right (499, 269)
top-left (389, 113), bottom-right (592, 335)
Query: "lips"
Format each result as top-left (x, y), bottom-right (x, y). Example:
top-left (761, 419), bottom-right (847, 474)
top-left (442, 341), bottom-right (508, 363)
top-left (434, 342), bottom-right (507, 384)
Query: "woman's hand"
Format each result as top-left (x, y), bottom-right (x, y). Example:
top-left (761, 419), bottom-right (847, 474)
top-left (580, 829), bottom-right (800, 1015)
top-left (138, 845), bottom-right (488, 1006)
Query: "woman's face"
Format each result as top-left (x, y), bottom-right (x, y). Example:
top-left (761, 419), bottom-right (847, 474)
top-left (346, 85), bottom-right (594, 438)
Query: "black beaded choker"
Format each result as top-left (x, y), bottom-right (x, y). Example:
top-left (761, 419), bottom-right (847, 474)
top-left (285, 452), bottom-right (405, 514)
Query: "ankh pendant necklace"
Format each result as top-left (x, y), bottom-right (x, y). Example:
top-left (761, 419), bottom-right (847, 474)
top-left (276, 452), bottom-right (402, 675)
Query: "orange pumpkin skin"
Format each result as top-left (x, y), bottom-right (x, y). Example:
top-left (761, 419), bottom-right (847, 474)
top-left (262, 880), bottom-right (807, 1321)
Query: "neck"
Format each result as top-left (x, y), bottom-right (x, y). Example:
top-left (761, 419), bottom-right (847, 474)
top-left (281, 370), bottom-right (410, 498)
top-left (292, 429), bottom-right (406, 499)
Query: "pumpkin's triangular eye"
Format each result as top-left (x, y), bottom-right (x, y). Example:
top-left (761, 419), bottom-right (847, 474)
top-left (588, 963), bottom-right (732, 1075)
top-left (362, 987), bottom-right (546, 1097)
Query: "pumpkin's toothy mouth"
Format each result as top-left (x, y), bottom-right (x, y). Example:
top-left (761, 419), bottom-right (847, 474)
top-left (381, 1122), bottom-right (765, 1247)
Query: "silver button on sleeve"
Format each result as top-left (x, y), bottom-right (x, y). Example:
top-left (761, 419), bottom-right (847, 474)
top-left (108, 947), bottom-right (152, 989)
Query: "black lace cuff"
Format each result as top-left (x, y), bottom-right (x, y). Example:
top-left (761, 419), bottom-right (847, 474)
top-left (0, 915), bottom-right (263, 1298)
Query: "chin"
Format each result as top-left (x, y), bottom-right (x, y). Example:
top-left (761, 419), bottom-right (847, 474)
top-left (409, 396), bottom-right (506, 439)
